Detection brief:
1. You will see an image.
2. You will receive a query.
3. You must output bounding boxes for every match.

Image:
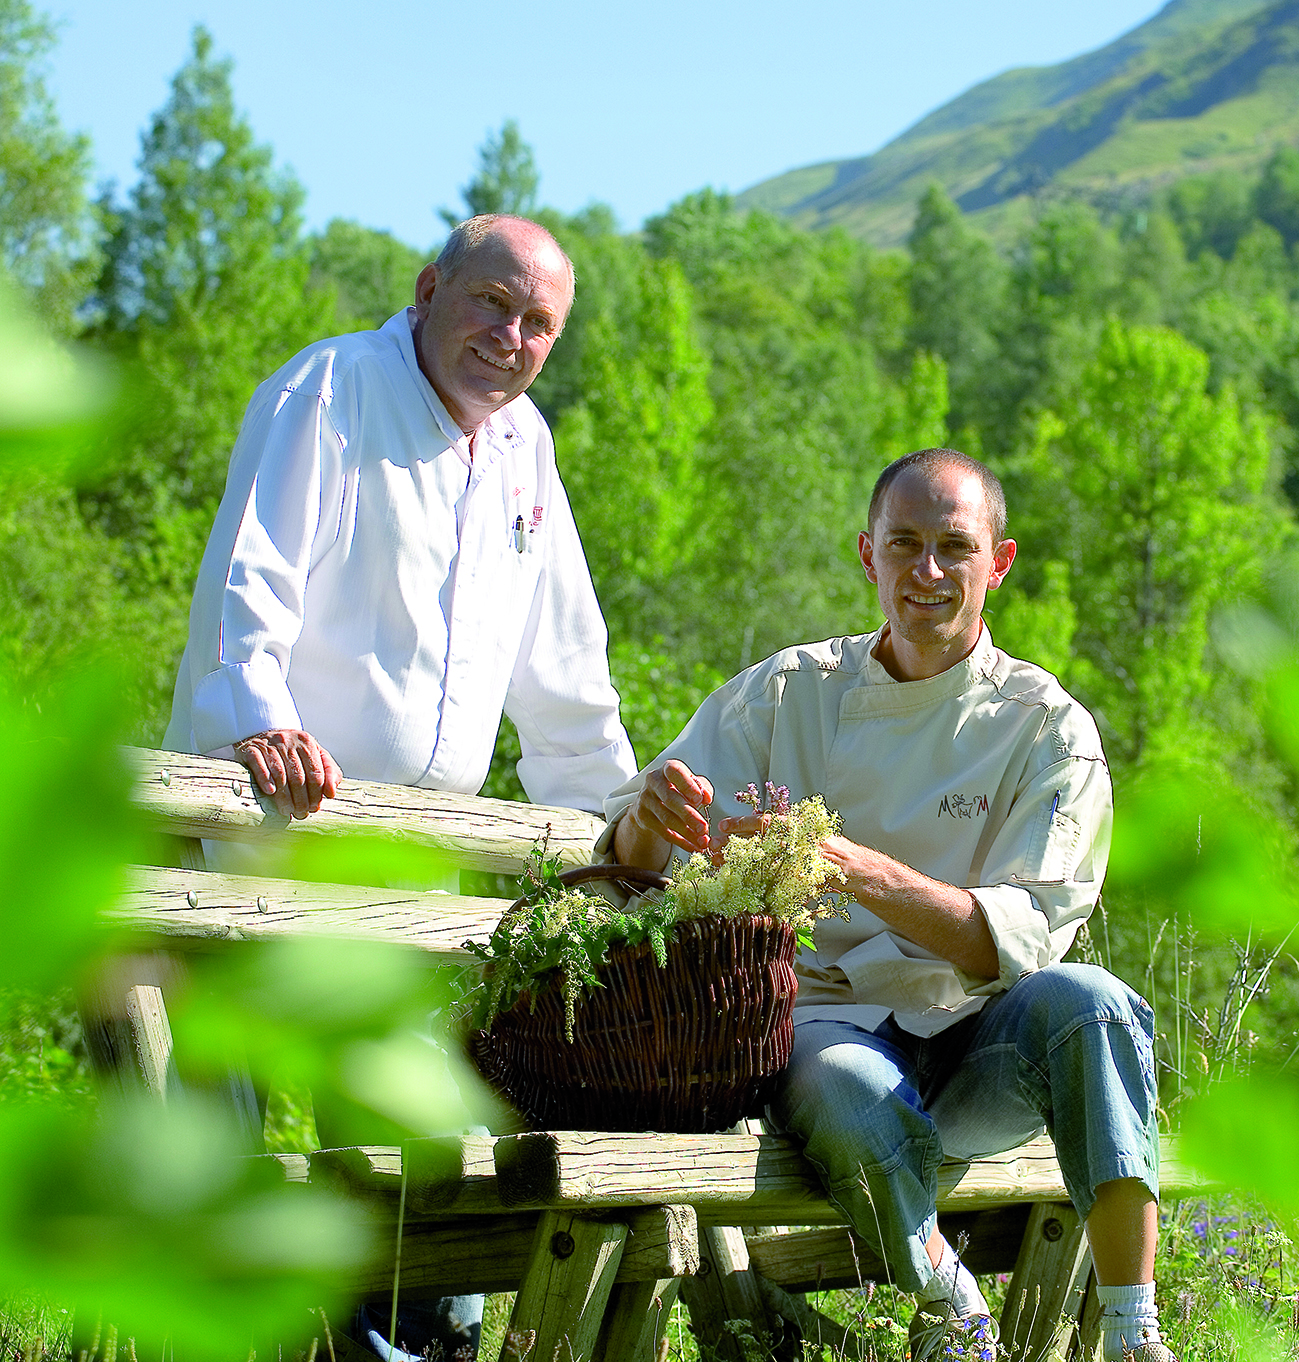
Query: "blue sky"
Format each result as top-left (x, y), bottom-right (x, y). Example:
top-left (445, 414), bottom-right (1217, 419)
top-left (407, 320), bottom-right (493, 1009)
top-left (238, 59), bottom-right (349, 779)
top-left (45, 0), bottom-right (1166, 250)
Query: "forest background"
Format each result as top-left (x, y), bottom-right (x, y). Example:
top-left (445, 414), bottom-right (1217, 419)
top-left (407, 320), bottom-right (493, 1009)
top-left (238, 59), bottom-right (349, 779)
top-left (6, 0), bottom-right (1299, 1080)
top-left (4, 0), bottom-right (1299, 1346)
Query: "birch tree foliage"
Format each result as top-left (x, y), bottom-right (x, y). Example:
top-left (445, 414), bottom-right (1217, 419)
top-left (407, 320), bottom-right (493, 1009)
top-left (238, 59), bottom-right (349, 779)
top-left (0, 0), bottom-right (97, 333)
top-left (1019, 320), bottom-right (1281, 766)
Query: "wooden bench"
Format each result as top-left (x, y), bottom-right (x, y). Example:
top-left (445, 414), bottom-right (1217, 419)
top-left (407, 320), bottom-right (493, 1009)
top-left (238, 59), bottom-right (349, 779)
top-left (90, 747), bottom-right (1208, 1362)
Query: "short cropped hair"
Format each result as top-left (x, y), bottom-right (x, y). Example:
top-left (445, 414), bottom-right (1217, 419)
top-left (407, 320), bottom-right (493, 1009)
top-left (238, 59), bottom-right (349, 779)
top-left (435, 214), bottom-right (576, 306)
top-left (867, 448), bottom-right (1007, 544)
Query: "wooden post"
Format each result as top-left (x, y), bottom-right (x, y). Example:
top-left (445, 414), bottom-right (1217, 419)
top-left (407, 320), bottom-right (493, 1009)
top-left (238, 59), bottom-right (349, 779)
top-left (1000, 1201), bottom-right (1092, 1362)
top-left (1074, 1269), bottom-right (1102, 1362)
top-left (503, 1210), bottom-right (629, 1362)
top-left (78, 953), bottom-right (179, 1100)
top-left (679, 1224), bottom-right (794, 1362)
top-left (593, 1279), bottom-right (681, 1362)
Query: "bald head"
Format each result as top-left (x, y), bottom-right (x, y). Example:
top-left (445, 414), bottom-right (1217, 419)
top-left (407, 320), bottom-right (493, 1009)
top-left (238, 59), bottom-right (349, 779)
top-left (434, 215), bottom-right (575, 321)
top-left (412, 214), bottom-right (574, 433)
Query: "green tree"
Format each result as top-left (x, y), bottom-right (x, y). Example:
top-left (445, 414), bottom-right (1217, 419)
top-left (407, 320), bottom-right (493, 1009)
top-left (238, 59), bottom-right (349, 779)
top-left (440, 118), bottom-right (539, 227)
top-left (1253, 146), bottom-right (1299, 249)
top-left (0, 0), bottom-right (97, 332)
top-left (308, 217), bottom-right (427, 331)
top-left (990, 201), bottom-right (1123, 449)
top-left (83, 26), bottom-right (333, 738)
top-left (906, 185), bottom-right (1007, 437)
top-left (1018, 321), bottom-right (1282, 768)
top-left (640, 190), bottom-right (949, 672)
top-left (553, 248), bottom-right (713, 626)
top-left (1166, 169), bottom-right (1254, 261)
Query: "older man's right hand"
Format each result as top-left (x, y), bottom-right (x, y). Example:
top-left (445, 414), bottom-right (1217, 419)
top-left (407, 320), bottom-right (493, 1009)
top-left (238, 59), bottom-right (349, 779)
top-left (615, 759), bottom-right (716, 869)
top-left (232, 728), bottom-right (342, 820)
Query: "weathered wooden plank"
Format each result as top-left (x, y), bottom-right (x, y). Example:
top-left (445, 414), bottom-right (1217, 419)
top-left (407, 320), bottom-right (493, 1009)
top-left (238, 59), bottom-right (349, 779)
top-left (127, 747), bottom-right (602, 872)
top-left (1000, 1202), bottom-right (1092, 1362)
top-left (505, 1210), bottom-right (628, 1362)
top-left (265, 1152), bottom-right (311, 1184)
top-left (109, 864), bottom-right (509, 956)
top-left (309, 1136), bottom-right (504, 1216)
top-left (346, 1204), bottom-right (696, 1299)
top-left (619, 1204), bottom-right (700, 1281)
top-left (745, 1206), bottom-right (1033, 1292)
top-left (348, 1212), bottom-right (542, 1295)
top-left (1077, 1270), bottom-right (1103, 1361)
top-left (494, 1130), bottom-right (829, 1216)
top-left (493, 1132), bottom-right (1208, 1222)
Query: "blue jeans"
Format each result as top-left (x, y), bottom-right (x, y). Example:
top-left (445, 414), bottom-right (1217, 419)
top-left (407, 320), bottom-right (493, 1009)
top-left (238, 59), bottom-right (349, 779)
top-left (768, 963), bottom-right (1160, 1291)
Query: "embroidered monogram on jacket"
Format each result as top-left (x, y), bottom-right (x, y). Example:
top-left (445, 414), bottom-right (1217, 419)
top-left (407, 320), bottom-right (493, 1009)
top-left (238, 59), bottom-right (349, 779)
top-left (938, 793), bottom-right (989, 819)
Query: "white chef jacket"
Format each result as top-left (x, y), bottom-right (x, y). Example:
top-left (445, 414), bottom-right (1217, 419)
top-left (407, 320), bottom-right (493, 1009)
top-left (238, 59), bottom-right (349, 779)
top-left (601, 625), bottom-right (1112, 1035)
top-left (164, 309), bottom-right (636, 814)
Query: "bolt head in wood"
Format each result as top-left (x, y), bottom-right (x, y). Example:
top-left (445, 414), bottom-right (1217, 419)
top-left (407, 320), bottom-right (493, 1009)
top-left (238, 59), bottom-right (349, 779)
top-left (186, 890), bottom-right (199, 909)
top-left (231, 779), bottom-right (242, 796)
top-left (159, 769), bottom-right (171, 786)
top-left (1042, 1217), bottom-right (1064, 1242)
top-left (257, 896), bottom-right (269, 914)
top-left (549, 1230), bottom-right (576, 1259)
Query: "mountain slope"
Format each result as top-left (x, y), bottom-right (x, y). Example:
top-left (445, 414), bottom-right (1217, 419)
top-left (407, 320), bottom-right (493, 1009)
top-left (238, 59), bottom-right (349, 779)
top-left (738, 0), bottom-right (1295, 245)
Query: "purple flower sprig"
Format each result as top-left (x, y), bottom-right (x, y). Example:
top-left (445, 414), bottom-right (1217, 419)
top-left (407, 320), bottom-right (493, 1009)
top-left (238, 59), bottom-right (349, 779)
top-left (735, 781), bottom-right (791, 817)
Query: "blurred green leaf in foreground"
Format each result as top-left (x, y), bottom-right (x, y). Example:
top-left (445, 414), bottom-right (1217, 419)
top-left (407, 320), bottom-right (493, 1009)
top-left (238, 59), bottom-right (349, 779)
top-left (1109, 560), bottom-right (1299, 1223)
top-left (0, 264), bottom-right (480, 1353)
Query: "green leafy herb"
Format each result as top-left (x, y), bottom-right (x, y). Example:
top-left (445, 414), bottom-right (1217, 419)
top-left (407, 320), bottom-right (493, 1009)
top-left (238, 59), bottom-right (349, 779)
top-left (466, 798), bottom-right (849, 1040)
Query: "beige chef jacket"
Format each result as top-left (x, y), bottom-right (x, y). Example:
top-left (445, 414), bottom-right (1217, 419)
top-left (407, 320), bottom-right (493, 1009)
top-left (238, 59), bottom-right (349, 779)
top-left (601, 625), bottom-right (1111, 1037)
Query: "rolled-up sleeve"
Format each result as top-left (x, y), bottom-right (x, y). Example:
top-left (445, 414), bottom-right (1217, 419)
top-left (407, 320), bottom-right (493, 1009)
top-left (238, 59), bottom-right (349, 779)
top-left (965, 752), bottom-right (1112, 992)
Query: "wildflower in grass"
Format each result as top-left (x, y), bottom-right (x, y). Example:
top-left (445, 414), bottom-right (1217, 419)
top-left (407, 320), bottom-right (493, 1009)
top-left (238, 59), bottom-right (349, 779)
top-left (937, 1314), bottom-right (997, 1362)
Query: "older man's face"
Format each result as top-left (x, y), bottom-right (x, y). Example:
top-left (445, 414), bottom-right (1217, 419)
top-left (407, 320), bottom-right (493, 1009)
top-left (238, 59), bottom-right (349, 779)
top-left (413, 222), bottom-right (572, 434)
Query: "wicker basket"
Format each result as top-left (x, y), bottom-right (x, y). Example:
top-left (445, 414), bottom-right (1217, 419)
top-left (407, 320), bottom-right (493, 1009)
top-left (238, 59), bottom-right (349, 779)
top-left (470, 866), bottom-right (799, 1133)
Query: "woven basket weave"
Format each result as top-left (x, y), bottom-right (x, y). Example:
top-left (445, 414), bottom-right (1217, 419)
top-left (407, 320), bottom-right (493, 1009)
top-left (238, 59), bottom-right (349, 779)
top-left (470, 867), bottom-right (799, 1133)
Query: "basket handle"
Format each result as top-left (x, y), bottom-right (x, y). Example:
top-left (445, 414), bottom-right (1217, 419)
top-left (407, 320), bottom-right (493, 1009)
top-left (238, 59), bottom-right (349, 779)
top-left (509, 862), bottom-right (670, 910)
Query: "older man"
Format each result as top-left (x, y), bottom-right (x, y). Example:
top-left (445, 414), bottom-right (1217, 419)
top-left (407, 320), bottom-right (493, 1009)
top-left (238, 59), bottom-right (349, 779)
top-left (164, 215), bottom-right (636, 1362)
top-left (166, 213), bottom-right (634, 821)
top-left (606, 449), bottom-right (1172, 1362)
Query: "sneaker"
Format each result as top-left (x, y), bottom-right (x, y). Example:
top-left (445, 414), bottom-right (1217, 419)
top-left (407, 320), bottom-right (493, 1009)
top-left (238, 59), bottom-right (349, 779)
top-left (1121, 1344), bottom-right (1177, 1362)
top-left (909, 1303), bottom-right (999, 1362)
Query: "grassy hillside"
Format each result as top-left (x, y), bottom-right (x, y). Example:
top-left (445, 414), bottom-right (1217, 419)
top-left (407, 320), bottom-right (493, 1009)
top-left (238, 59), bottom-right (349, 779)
top-left (738, 0), bottom-right (1299, 244)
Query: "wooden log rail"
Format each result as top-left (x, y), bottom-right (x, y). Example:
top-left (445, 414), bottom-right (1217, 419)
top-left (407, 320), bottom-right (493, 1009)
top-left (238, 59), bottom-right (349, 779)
top-left (109, 864), bottom-right (505, 957)
top-left (89, 747), bottom-right (1218, 1362)
top-left (125, 747), bottom-right (601, 872)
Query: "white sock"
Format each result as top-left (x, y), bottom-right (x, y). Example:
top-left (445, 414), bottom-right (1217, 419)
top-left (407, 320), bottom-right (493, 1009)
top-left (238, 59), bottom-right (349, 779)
top-left (1097, 1283), bottom-right (1161, 1361)
top-left (917, 1237), bottom-right (989, 1318)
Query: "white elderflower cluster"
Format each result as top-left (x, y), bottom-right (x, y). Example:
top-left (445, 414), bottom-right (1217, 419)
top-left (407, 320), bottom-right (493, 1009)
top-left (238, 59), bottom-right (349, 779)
top-left (664, 788), bottom-right (845, 934)
top-left (468, 795), bottom-right (849, 1040)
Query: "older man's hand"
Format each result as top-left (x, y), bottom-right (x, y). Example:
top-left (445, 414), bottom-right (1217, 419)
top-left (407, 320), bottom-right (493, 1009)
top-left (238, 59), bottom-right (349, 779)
top-left (614, 759), bottom-right (716, 869)
top-left (232, 728), bottom-right (342, 820)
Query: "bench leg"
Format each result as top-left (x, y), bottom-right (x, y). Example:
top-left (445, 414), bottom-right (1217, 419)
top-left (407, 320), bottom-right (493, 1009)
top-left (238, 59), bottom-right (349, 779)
top-left (1000, 1201), bottom-right (1092, 1362)
top-left (679, 1224), bottom-right (795, 1362)
top-left (501, 1210), bottom-right (628, 1362)
top-left (593, 1278), bottom-right (681, 1362)
top-left (78, 953), bottom-right (179, 1100)
top-left (1072, 1267), bottom-right (1102, 1362)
